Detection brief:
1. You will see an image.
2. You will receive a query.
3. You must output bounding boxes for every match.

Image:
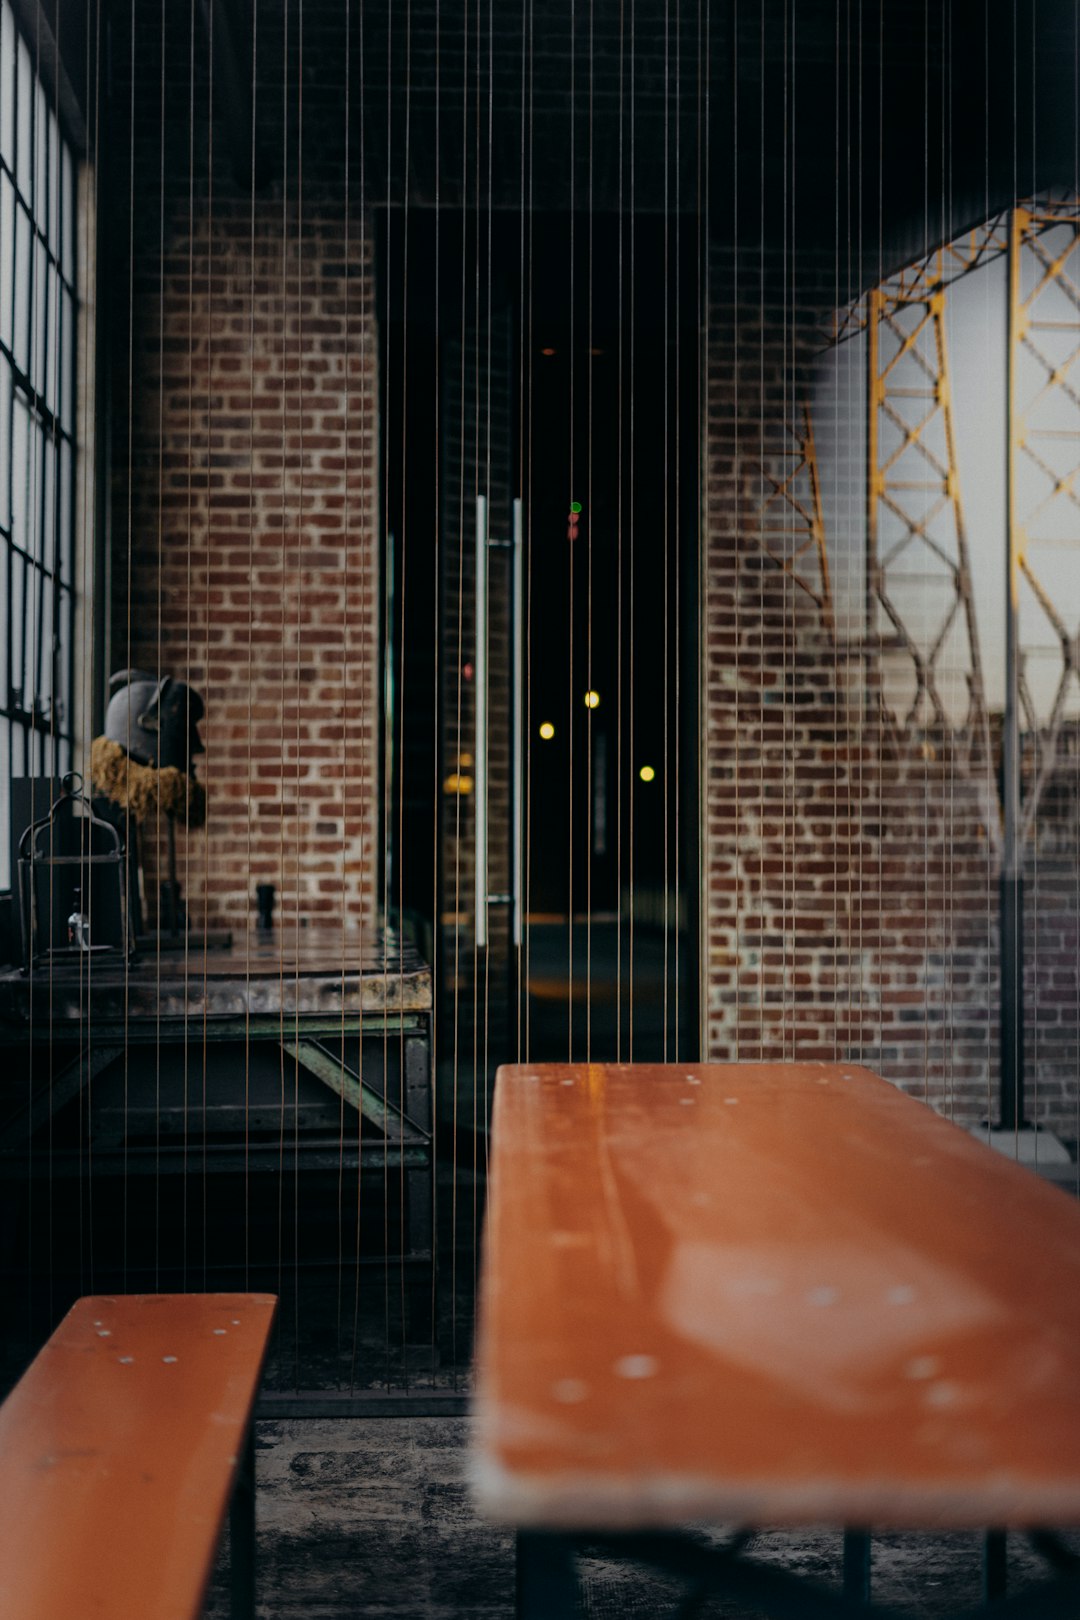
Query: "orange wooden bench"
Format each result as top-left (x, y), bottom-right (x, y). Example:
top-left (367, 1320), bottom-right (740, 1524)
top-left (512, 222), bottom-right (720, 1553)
top-left (472, 1063), bottom-right (1080, 1617)
top-left (0, 1292), bottom-right (277, 1619)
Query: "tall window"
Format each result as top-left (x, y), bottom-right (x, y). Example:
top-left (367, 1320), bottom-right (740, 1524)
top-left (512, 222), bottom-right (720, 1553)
top-left (0, 0), bottom-right (77, 888)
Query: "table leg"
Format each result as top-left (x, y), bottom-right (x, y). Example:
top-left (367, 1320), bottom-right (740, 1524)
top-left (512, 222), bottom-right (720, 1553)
top-left (842, 1529), bottom-right (871, 1606)
top-left (983, 1530), bottom-right (1007, 1601)
top-left (516, 1530), bottom-right (581, 1619)
top-left (229, 1426), bottom-right (256, 1620)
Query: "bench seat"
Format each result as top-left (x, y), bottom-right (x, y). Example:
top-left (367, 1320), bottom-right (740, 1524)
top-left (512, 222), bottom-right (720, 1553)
top-left (0, 1292), bottom-right (277, 1619)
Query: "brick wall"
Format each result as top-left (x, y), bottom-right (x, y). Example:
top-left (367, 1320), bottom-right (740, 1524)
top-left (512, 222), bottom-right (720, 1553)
top-left (702, 244), bottom-right (1080, 1135)
top-left (108, 5), bottom-right (379, 934)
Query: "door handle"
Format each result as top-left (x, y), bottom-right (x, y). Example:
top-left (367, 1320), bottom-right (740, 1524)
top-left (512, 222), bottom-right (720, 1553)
top-left (475, 494), bottom-right (488, 948)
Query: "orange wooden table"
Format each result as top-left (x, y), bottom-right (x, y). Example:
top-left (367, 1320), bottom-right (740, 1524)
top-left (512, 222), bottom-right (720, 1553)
top-left (472, 1063), bottom-right (1080, 1615)
top-left (0, 1292), bottom-right (277, 1619)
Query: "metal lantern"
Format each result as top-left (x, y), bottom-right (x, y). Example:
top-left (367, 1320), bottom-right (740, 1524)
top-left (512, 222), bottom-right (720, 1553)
top-left (18, 774), bottom-right (134, 972)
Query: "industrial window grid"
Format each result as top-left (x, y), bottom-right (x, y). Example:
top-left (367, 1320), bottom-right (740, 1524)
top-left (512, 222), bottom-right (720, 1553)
top-left (0, 0), bottom-right (77, 889)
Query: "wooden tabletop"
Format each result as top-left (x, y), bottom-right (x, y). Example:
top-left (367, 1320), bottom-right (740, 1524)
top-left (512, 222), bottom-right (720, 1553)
top-left (0, 925), bottom-right (432, 1025)
top-left (472, 1063), bottom-right (1080, 1531)
top-left (0, 1293), bottom-right (277, 1618)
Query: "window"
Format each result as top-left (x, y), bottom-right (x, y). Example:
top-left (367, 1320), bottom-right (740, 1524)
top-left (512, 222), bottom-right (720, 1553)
top-left (0, 0), bottom-right (77, 888)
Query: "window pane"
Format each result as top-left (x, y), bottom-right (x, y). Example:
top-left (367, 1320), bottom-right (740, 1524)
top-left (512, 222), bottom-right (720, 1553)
top-left (12, 200), bottom-right (29, 374)
top-left (33, 78), bottom-right (46, 221)
top-left (61, 147), bottom-right (73, 284)
top-left (59, 435), bottom-right (71, 578)
top-left (10, 540), bottom-right (25, 704)
top-left (32, 233), bottom-right (48, 398)
top-left (0, 719), bottom-right (9, 889)
top-left (46, 106), bottom-right (58, 255)
top-left (0, 355), bottom-right (10, 532)
top-left (41, 426), bottom-right (55, 569)
top-left (0, 3), bottom-right (15, 166)
top-left (0, 172), bottom-right (13, 353)
top-left (34, 566), bottom-right (54, 709)
top-left (60, 285), bottom-right (72, 425)
top-left (10, 387), bottom-right (28, 548)
top-left (15, 31), bottom-right (30, 199)
top-left (56, 583), bottom-right (71, 732)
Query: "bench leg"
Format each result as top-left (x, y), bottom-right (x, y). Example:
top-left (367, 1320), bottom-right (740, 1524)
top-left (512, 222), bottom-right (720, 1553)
top-left (516, 1530), bottom-right (581, 1619)
top-left (842, 1529), bottom-right (871, 1606)
top-left (983, 1530), bottom-right (1008, 1601)
top-left (230, 1427), bottom-right (257, 1620)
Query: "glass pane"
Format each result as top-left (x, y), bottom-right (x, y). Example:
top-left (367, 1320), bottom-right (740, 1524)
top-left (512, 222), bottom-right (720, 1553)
top-left (0, 171), bottom-right (12, 354)
top-left (10, 538), bottom-right (25, 703)
top-left (15, 31), bottom-right (30, 199)
top-left (0, 3), bottom-right (14, 167)
top-left (0, 358), bottom-right (10, 532)
top-left (0, 717), bottom-right (9, 890)
top-left (34, 566), bottom-right (54, 709)
top-left (12, 199), bottom-right (28, 373)
top-left (10, 387), bottom-right (28, 549)
top-left (32, 234), bottom-right (47, 397)
top-left (60, 286), bottom-right (72, 426)
top-left (33, 78), bottom-right (46, 220)
top-left (41, 427), bottom-right (55, 569)
top-left (47, 105), bottom-right (59, 254)
top-left (56, 583), bottom-right (71, 730)
top-left (58, 435), bottom-right (71, 580)
top-left (61, 147), bottom-right (73, 284)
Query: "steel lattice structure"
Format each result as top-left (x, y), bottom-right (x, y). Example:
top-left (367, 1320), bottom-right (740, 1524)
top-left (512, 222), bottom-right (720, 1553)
top-left (1008, 201), bottom-right (1080, 841)
top-left (746, 403), bottom-right (833, 631)
top-left (865, 277), bottom-right (989, 765)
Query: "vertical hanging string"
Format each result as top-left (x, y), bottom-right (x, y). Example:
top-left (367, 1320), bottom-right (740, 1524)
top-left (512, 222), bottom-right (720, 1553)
top-left (292, 0), bottom-right (305, 1390)
top-left (182, 0), bottom-right (195, 1292)
top-left (481, 0), bottom-right (492, 1154)
top-left (337, 0), bottom-right (350, 1387)
top-left (243, 0), bottom-right (258, 1293)
top-left (275, 0), bottom-right (288, 1330)
top-left (200, 0), bottom-right (214, 1287)
top-left (517, 0), bottom-right (527, 1066)
top-left (672, 0), bottom-right (681, 1062)
top-left (585, 0), bottom-right (594, 1061)
top-left (153, 0), bottom-right (166, 1288)
top-left (567, 0), bottom-right (575, 1062)
top-left (350, 0), bottom-right (369, 1393)
top-left (661, 0), bottom-right (669, 1061)
top-left (381, 0), bottom-right (393, 1387)
top-left (397, 0), bottom-right (413, 1385)
top-left (122, 0), bottom-right (136, 1292)
top-left (429, 0), bottom-right (441, 1382)
top-left (627, 0), bottom-right (636, 1058)
top-left (726, 0), bottom-right (735, 1067)
top-left (448, 0), bottom-right (467, 1379)
top-left (615, 0), bottom-right (623, 1063)
top-left (983, 0), bottom-right (993, 1143)
top-left (783, 0), bottom-right (791, 1066)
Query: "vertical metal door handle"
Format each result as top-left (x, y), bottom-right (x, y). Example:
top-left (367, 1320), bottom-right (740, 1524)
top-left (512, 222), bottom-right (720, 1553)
top-left (475, 495), bottom-right (488, 949)
top-left (511, 498), bottom-right (523, 948)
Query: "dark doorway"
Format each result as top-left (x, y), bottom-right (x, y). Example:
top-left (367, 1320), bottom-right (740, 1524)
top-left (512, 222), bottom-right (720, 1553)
top-left (379, 208), bottom-right (700, 1116)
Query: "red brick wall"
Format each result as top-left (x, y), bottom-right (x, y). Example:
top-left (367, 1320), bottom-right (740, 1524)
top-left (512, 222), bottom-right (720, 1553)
top-left (109, 9), bottom-right (379, 934)
top-left (702, 245), bottom-right (1080, 1136)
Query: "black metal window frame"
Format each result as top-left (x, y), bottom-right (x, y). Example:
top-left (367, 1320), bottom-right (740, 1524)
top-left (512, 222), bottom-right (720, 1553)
top-left (0, 0), bottom-right (78, 890)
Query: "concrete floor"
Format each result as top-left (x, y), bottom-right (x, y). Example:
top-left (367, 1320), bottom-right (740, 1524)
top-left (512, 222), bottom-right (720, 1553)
top-left (205, 1417), bottom-right (1077, 1618)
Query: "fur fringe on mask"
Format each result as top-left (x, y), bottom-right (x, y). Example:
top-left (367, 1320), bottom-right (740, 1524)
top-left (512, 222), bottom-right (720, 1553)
top-left (90, 736), bottom-right (207, 829)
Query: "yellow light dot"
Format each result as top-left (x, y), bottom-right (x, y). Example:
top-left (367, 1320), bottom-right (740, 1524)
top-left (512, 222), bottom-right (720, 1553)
top-left (639, 765), bottom-right (655, 783)
top-left (539, 722), bottom-right (555, 740)
top-left (583, 690), bottom-right (600, 709)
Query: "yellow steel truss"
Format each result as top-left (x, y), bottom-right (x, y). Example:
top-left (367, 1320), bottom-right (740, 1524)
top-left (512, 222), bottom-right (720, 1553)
top-left (1009, 199), bottom-right (1080, 840)
top-left (866, 278), bottom-right (988, 758)
top-left (747, 402), bottom-right (833, 631)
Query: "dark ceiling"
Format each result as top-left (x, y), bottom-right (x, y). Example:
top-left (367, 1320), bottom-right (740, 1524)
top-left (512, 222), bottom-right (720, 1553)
top-left (100, 0), bottom-right (1080, 299)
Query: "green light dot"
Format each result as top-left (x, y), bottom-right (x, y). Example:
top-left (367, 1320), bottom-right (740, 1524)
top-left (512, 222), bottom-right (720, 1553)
top-left (570, 501), bottom-right (582, 514)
